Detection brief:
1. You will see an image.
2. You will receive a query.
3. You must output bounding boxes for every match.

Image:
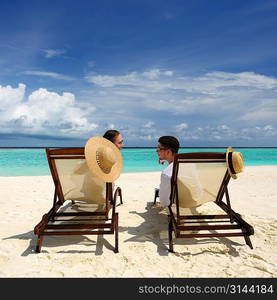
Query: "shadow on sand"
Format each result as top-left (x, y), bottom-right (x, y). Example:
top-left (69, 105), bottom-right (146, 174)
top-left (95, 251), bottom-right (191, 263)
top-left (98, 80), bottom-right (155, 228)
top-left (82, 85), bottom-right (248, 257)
top-left (3, 203), bottom-right (118, 256)
top-left (3, 201), bottom-right (243, 257)
top-left (3, 230), bottom-right (115, 256)
top-left (119, 202), bottom-right (243, 257)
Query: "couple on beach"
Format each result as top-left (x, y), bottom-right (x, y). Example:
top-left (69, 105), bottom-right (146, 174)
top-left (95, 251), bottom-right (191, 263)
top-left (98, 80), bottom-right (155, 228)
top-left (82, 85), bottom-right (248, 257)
top-left (91, 129), bottom-right (202, 211)
top-left (86, 130), bottom-right (242, 211)
top-left (34, 129), bottom-right (250, 253)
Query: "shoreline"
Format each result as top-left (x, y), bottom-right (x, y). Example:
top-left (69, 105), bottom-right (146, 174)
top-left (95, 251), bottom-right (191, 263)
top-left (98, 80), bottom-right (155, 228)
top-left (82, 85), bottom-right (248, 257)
top-left (0, 165), bottom-right (276, 277)
top-left (1, 164), bottom-right (277, 178)
top-left (1, 146), bottom-right (277, 148)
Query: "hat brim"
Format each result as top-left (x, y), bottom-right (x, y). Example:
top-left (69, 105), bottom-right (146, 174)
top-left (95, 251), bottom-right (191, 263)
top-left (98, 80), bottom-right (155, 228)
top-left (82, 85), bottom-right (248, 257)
top-left (85, 136), bottom-right (123, 182)
top-left (226, 147), bottom-right (238, 179)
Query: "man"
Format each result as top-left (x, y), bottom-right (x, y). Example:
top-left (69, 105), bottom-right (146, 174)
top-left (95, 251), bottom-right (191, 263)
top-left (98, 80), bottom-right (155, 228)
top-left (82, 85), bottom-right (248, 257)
top-left (156, 136), bottom-right (180, 208)
top-left (103, 129), bottom-right (124, 150)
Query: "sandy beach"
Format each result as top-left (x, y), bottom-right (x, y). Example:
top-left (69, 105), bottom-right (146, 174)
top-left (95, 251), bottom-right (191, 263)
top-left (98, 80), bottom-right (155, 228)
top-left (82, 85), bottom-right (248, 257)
top-left (0, 165), bottom-right (276, 278)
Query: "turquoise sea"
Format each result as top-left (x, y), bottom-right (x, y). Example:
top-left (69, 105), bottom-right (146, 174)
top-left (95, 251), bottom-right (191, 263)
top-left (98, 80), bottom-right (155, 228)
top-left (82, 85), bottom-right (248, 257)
top-left (0, 147), bottom-right (277, 176)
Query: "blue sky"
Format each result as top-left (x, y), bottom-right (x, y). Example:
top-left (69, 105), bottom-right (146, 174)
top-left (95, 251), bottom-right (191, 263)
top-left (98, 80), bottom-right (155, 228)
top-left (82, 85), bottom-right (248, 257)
top-left (0, 0), bottom-right (277, 147)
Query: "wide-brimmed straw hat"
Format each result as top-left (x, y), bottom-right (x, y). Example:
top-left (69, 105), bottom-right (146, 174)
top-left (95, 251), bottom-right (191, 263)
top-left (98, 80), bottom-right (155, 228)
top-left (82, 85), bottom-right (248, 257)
top-left (85, 136), bottom-right (123, 182)
top-left (226, 147), bottom-right (244, 179)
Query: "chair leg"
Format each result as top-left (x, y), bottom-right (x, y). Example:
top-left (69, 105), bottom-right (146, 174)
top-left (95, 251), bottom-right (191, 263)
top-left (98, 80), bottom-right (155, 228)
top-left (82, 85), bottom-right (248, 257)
top-left (35, 235), bottom-right (44, 253)
top-left (244, 234), bottom-right (253, 249)
top-left (224, 186), bottom-right (234, 223)
top-left (168, 216), bottom-right (174, 253)
top-left (114, 213), bottom-right (119, 253)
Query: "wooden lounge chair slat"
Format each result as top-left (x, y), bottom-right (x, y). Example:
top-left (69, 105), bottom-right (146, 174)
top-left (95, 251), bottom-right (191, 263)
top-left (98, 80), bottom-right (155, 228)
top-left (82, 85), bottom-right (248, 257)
top-left (179, 214), bottom-right (228, 219)
top-left (46, 223), bottom-right (113, 229)
top-left (178, 232), bottom-right (246, 238)
top-left (42, 230), bottom-right (114, 236)
top-left (180, 220), bottom-right (230, 224)
top-left (177, 224), bottom-right (241, 231)
top-left (50, 218), bottom-right (110, 222)
top-left (55, 212), bottom-right (106, 216)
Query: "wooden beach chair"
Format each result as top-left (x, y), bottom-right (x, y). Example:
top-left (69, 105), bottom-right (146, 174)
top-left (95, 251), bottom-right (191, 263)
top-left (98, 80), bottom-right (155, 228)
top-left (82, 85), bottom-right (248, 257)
top-left (34, 148), bottom-right (122, 253)
top-left (167, 151), bottom-right (254, 252)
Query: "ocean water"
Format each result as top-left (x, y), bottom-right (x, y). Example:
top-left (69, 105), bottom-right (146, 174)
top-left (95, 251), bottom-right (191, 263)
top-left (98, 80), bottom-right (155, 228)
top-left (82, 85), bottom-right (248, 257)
top-left (0, 147), bottom-right (277, 177)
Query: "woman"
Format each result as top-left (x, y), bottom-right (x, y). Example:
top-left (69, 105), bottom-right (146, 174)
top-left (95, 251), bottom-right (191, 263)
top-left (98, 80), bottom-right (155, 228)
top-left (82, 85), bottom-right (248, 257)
top-left (103, 129), bottom-right (124, 150)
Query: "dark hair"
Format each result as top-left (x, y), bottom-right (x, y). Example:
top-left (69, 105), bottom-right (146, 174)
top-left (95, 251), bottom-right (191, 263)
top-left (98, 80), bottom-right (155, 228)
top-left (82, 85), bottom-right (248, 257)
top-left (158, 136), bottom-right (180, 154)
top-left (103, 130), bottom-right (120, 143)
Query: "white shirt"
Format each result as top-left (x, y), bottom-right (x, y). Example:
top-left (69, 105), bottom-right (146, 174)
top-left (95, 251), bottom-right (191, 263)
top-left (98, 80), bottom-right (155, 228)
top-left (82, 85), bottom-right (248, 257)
top-left (159, 162), bottom-right (204, 208)
top-left (159, 162), bottom-right (173, 207)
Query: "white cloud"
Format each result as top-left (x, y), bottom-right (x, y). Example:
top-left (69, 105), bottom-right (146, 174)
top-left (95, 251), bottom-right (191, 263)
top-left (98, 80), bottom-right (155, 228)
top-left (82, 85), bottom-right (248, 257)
top-left (86, 68), bottom-right (174, 88)
top-left (82, 69), bottom-right (277, 144)
top-left (22, 70), bottom-right (75, 81)
top-left (2, 69), bottom-right (277, 145)
top-left (0, 84), bottom-right (97, 138)
top-left (264, 125), bottom-right (274, 131)
top-left (87, 69), bottom-right (277, 97)
top-left (44, 49), bottom-right (65, 58)
top-left (176, 123), bottom-right (188, 132)
top-left (142, 69), bottom-right (173, 79)
top-left (176, 124), bottom-right (277, 142)
top-left (87, 72), bottom-right (138, 87)
top-left (144, 121), bottom-right (155, 128)
top-left (200, 71), bottom-right (277, 90)
top-left (240, 98), bottom-right (277, 123)
top-left (0, 83), bottom-right (25, 108)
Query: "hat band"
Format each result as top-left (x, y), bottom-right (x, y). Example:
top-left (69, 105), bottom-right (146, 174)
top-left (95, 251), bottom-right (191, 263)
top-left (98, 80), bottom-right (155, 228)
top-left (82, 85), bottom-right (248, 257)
top-left (96, 151), bottom-right (111, 174)
top-left (228, 152), bottom-right (236, 175)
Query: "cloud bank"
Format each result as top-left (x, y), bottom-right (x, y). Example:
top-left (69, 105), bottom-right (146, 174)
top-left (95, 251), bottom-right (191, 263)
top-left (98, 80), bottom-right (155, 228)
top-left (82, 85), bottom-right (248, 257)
top-left (1, 69), bottom-right (277, 145)
top-left (0, 84), bottom-right (97, 138)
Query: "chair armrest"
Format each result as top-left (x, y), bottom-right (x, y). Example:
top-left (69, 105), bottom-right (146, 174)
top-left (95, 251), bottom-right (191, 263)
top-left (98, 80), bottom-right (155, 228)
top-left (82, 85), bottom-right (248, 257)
top-left (113, 186), bottom-right (123, 205)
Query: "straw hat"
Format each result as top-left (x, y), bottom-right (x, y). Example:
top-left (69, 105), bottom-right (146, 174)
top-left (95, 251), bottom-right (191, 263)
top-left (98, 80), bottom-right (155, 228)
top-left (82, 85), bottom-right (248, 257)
top-left (226, 147), bottom-right (244, 179)
top-left (85, 136), bottom-right (123, 182)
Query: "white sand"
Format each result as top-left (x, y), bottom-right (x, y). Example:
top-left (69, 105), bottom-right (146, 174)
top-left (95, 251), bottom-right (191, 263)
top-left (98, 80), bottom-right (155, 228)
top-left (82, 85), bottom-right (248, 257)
top-left (0, 166), bottom-right (276, 278)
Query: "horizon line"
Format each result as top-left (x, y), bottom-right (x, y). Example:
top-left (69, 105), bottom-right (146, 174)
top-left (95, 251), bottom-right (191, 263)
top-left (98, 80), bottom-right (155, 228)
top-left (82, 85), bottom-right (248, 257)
top-left (0, 146), bottom-right (277, 149)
